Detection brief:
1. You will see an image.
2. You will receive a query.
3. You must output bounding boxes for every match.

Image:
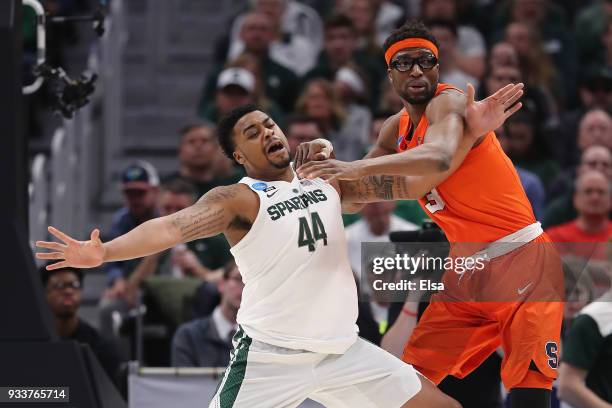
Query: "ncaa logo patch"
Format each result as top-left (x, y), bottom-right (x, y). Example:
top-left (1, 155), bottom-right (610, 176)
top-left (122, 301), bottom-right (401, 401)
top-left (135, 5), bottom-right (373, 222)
top-left (545, 341), bottom-right (559, 369)
top-left (251, 182), bottom-right (268, 191)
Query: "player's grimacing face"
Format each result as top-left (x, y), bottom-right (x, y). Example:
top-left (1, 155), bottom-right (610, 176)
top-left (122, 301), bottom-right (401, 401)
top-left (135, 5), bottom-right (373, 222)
top-left (233, 111), bottom-right (291, 170)
top-left (388, 48), bottom-right (439, 105)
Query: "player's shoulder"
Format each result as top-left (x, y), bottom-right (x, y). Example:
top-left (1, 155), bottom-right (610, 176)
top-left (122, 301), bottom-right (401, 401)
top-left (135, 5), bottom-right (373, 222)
top-left (201, 183), bottom-right (255, 206)
top-left (426, 87), bottom-right (467, 119)
top-left (380, 111), bottom-right (403, 136)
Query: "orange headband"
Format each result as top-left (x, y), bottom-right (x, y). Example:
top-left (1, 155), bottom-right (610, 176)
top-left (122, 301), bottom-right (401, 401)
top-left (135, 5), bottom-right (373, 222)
top-left (384, 38), bottom-right (439, 66)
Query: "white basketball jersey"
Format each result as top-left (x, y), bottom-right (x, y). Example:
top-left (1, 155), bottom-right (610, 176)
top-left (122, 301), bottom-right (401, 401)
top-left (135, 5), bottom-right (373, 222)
top-left (232, 174), bottom-right (358, 354)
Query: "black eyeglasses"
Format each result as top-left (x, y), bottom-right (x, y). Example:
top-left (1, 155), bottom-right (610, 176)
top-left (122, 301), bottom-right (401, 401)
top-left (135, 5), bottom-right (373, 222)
top-left (49, 281), bottom-right (81, 291)
top-left (390, 54), bottom-right (438, 72)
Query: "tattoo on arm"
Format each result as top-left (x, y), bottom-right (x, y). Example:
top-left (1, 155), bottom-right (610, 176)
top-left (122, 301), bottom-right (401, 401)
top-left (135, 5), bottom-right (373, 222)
top-left (341, 175), bottom-right (412, 203)
top-left (169, 186), bottom-right (238, 241)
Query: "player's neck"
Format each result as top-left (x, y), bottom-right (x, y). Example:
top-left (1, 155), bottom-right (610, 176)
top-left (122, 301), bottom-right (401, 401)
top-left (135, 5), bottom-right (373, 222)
top-left (247, 166), bottom-right (294, 183)
top-left (403, 103), bottom-right (427, 127)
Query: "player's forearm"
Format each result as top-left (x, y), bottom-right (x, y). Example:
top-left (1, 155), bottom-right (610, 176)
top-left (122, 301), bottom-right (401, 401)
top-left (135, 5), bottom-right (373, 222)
top-left (354, 143), bottom-right (451, 177)
top-left (380, 315), bottom-right (417, 358)
top-left (356, 114), bottom-right (464, 177)
top-left (340, 175), bottom-right (417, 204)
top-left (103, 217), bottom-right (180, 262)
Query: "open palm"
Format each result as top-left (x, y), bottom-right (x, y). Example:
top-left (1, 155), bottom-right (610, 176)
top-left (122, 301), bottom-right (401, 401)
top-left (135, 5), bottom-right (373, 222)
top-left (465, 82), bottom-right (524, 139)
top-left (36, 226), bottom-right (105, 270)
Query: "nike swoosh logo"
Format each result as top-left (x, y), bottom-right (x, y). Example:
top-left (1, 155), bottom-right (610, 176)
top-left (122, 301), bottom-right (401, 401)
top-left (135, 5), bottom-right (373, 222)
top-left (266, 191), bottom-right (278, 198)
top-left (517, 282), bottom-right (533, 295)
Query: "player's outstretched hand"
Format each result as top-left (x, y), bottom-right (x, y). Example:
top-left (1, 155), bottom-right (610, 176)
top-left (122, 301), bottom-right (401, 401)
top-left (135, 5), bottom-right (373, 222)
top-left (465, 82), bottom-right (523, 140)
top-left (294, 138), bottom-right (333, 171)
top-left (36, 226), bottom-right (105, 270)
top-left (297, 159), bottom-right (363, 182)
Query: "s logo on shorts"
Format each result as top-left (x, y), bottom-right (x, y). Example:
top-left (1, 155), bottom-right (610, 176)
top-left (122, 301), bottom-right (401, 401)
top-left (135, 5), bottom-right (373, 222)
top-left (545, 341), bottom-right (558, 369)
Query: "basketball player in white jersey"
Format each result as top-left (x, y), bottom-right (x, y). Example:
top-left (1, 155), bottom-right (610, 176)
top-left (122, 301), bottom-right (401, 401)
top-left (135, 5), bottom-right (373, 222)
top-left (36, 84), bottom-right (520, 407)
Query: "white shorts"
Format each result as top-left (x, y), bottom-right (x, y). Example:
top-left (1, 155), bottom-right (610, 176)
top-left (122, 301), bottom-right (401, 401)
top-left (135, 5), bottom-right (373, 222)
top-left (209, 327), bottom-right (422, 408)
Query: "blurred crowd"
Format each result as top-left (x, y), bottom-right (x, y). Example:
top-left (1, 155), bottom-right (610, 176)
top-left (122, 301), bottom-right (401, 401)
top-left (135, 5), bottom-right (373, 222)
top-left (33, 0), bottom-right (612, 407)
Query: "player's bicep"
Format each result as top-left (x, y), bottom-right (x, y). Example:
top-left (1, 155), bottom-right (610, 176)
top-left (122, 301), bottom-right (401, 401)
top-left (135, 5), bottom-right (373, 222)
top-left (165, 185), bottom-right (239, 242)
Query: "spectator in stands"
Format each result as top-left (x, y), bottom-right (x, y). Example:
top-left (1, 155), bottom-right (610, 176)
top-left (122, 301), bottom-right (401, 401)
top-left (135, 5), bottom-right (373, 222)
top-left (165, 122), bottom-right (243, 198)
top-left (285, 115), bottom-right (324, 160)
top-left (99, 162), bottom-right (160, 335)
top-left (504, 21), bottom-right (560, 96)
top-left (42, 265), bottom-right (124, 385)
top-left (171, 262), bottom-right (243, 367)
top-left (203, 12), bottom-right (300, 113)
top-left (495, 125), bottom-right (546, 219)
top-left (371, 0), bottom-right (405, 47)
top-left (296, 78), bottom-right (370, 161)
top-left (125, 180), bottom-right (232, 303)
top-left (337, 0), bottom-right (382, 56)
top-left (556, 66), bottom-right (612, 167)
top-left (199, 67), bottom-right (282, 125)
top-left (428, 19), bottom-right (479, 92)
top-left (546, 171), bottom-right (612, 259)
top-left (561, 261), bottom-right (595, 340)
top-left (421, 0), bottom-right (486, 79)
top-left (544, 145), bottom-right (612, 229)
top-left (377, 79), bottom-right (405, 113)
top-left (226, 7), bottom-right (318, 76)
top-left (578, 109), bottom-right (612, 154)
top-left (333, 65), bottom-right (370, 106)
top-left (480, 63), bottom-right (555, 131)
top-left (558, 250), bottom-right (612, 406)
top-left (549, 144), bottom-right (612, 204)
top-left (493, 0), bottom-right (576, 91)
top-left (575, 0), bottom-right (612, 65)
top-left (597, 16), bottom-right (612, 67)
top-left (488, 41), bottom-right (519, 70)
top-left (304, 13), bottom-right (385, 109)
top-left (501, 107), bottom-right (560, 188)
top-left (227, 0), bottom-right (324, 57)
top-left (346, 202), bottom-right (418, 279)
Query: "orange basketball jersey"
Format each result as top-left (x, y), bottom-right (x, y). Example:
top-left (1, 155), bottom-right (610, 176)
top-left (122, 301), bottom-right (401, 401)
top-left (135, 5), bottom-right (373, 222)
top-left (396, 83), bottom-right (536, 243)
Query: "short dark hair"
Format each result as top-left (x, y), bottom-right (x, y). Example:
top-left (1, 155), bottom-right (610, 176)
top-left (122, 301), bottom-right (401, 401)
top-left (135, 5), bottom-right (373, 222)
top-left (426, 19), bottom-right (458, 38)
top-left (160, 178), bottom-right (197, 201)
top-left (217, 104), bottom-right (259, 160)
top-left (383, 19), bottom-right (439, 54)
top-left (285, 114), bottom-right (325, 135)
top-left (324, 13), bottom-right (355, 33)
top-left (40, 264), bottom-right (83, 289)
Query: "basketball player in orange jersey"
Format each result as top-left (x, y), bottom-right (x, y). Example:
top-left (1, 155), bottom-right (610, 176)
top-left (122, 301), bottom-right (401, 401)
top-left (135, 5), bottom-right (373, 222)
top-left (297, 21), bottom-right (564, 408)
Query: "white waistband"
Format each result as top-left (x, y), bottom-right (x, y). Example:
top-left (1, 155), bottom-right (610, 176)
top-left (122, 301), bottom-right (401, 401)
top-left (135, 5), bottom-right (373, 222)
top-left (470, 222), bottom-right (543, 261)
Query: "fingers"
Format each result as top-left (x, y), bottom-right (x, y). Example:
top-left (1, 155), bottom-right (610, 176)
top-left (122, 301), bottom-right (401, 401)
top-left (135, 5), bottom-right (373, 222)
top-left (91, 229), bottom-right (100, 242)
top-left (294, 146), bottom-right (304, 170)
top-left (503, 102), bottom-right (523, 119)
top-left (466, 83), bottom-right (475, 104)
top-left (48, 226), bottom-right (73, 244)
top-left (36, 252), bottom-right (65, 260)
top-left (36, 241), bottom-right (67, 251)
top-left (502, 89), bottom-right (523, 109)
top-left (45, 261), bottom-right (68, 270)
top-left (499, 83), bottom-right (524, 101)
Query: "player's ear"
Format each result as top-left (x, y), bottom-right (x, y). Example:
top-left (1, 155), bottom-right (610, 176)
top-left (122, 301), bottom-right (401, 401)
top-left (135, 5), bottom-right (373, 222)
top-left (233, 150), bottom-right (245, 165)
top-left (387, 68), bottom-right (394, 84)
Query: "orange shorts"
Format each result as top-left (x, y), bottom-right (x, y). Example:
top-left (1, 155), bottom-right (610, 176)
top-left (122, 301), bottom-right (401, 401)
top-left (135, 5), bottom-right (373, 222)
top-left (402, 235), bottom-right (564, 390)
